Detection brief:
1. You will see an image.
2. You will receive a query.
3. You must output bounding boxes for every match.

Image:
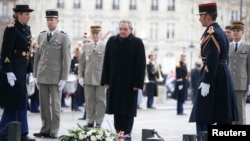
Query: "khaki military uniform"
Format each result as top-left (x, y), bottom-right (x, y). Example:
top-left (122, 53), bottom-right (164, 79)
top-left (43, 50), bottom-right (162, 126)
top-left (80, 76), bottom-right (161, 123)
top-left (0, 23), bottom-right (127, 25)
top-left (34, 30), bottom-right (71, 135)
top-left (78, 41), bottom-right (106, 125)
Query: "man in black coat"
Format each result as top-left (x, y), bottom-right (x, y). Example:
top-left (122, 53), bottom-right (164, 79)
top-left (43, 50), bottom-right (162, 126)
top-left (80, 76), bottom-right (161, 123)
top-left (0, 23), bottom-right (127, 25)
top-left (189, 2), bottom-right (238, 141)
top-left (0, 5), bottom-right (35, 141)
top-left (101, 20), bottom-right (146, 140)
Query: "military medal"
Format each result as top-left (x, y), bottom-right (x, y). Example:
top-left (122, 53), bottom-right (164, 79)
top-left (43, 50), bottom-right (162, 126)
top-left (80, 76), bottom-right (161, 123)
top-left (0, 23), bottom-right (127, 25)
top-left (86, 56), bottom-right (89, 61)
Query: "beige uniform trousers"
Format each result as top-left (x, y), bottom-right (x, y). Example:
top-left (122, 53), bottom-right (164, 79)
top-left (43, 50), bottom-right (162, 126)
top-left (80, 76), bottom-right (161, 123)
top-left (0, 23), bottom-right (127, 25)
top-left (38, 84), bottom-right (61, 135)
top-left (233, 90), bottom-right (247, 125)
top-left (84, 85), bottom-right (106, 125)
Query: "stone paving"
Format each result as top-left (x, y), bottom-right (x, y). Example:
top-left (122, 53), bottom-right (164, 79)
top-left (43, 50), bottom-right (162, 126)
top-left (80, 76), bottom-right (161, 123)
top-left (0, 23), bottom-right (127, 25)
top-left (1, 96), bottom-right (250, 141)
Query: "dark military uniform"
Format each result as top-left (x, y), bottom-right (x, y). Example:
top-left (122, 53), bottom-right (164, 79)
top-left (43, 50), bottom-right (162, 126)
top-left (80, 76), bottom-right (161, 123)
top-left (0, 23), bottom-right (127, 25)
top-left (0, 5), bottom-right (34, 138)
top-left (189, 3), bottom-right (238, 139)
top-left (173, 60), bottom-right (188, 114)
top-left (145, 62), bottom-right (158, 108)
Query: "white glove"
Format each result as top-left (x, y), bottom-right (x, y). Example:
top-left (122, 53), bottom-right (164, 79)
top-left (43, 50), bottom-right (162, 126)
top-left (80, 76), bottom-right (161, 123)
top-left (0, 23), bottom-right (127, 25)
top-left (6, 72), bottom-right (17, 87)
top-left (29, 73), bottom-right (35, 83)
top-left (79, 77), bottom-right (84, 87)
top-left (199, 82), bottom-right (210, 97)
top-left (58, 80), bottom-right (66, 91)
top-left (247, 85), bottom-right (250, 96)
top-left (178, 85), bottom-right (183, 90)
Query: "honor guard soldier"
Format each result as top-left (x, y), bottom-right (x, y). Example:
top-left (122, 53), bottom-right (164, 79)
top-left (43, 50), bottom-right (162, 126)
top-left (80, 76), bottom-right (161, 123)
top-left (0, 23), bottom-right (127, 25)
top-left (228, 21), bottom-right (250, 125)
top-left (33, 9), bottom-right (71, 139)
top-left (189, 2), bottom-right (239, 141)
top-left (78, 25), bottom-right (106, 128)
top-left (173, 54), bottom-right (188, 115)
top-left (0, 4), bottom-right (35, 141)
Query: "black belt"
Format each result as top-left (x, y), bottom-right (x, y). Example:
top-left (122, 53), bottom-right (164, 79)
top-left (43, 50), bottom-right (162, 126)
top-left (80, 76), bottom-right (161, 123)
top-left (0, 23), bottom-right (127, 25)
top-left (203, 60), bottom-right (227, 64)
top-left (13, 50), bottom-right (29, 57)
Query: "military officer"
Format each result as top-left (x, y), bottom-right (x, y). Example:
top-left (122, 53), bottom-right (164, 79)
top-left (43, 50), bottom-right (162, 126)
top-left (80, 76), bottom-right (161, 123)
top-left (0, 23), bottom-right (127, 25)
top-left (189, 2), bottom-right (238, 141)
top-left (33, 9), bottom-right (71, 139)
top-left (228, 21), bottom-right (250, 125)
top-left (0, 4), bottom-right (35, 141)
top-left (78, 25), bottom-right (106, 128)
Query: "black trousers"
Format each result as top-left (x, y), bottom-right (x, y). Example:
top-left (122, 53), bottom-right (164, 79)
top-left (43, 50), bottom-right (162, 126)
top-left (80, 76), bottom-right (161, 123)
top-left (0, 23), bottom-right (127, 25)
top-left (114, 114), bottom-right (134, 135)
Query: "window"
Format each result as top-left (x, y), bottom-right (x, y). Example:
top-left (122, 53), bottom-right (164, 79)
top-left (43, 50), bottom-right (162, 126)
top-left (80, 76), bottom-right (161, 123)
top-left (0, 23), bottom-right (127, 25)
top-left (113, 0), bottom-right (120, 10)
top-left (166, 23), bottom-right (175, 40)
top-left (1, 3), bottom-right (8, 19)
top-left (231, 10), bottom-right (239, 21)
top-left (150, 22), bottom-right (158, 40)
top-left (72, 20), bottom-right (81, 38)
top-left (96, 0), bottom-right (103, 9)
top-left (167, 0), bottom-right (175, 11)
top-left (129, 0), bottom-right (136, 10)
top-left (151, 0), bottom-right (158, 11)
top-left (73, 0), bottom-right (81, 9)
top-left (57, 0), bottom-right (64, 8)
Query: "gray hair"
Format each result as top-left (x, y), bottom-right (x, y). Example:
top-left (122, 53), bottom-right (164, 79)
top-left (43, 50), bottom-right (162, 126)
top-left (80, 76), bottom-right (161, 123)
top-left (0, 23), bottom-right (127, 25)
top-left (119, 20), bottom-right (133, 29)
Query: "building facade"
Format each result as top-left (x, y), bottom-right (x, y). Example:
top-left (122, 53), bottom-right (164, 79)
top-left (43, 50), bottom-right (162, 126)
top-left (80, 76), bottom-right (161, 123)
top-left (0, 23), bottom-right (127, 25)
top-left (0, 0), bottom-right (249, 73)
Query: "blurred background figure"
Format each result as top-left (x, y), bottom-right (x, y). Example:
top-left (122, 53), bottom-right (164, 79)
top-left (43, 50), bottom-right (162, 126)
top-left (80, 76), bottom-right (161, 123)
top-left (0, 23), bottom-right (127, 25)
top-left (28, 36), bottom-right (40, 113)
top-left (224, 25), bottom-right (233, 43)
top-left (69, 46), bottom-right (82, 111)
top-left (173, 54), bottom-right (188, 115)
top-left (145, 53), bottom-right (158, 109)
top-left (190, 62), bottom-right (201, 104)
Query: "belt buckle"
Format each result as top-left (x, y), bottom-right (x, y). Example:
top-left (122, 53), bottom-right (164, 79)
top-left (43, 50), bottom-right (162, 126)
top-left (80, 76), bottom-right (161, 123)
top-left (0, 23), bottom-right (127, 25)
top-left (22, 51), bottom-right (27, 56)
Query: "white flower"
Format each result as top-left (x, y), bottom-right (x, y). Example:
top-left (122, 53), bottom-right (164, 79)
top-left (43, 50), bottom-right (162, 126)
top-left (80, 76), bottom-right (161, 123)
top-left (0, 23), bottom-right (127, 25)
top-left (90, 135), bottom-right (97, 141)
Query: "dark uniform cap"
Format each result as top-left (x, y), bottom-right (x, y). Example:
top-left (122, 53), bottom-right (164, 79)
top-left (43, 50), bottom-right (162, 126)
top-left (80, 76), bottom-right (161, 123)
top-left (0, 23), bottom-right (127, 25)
top-left (13, 5), bottom-right (34, 12)
top-left (198, 2), bottom-right (217, 15)
top-left (90, 25), bottom-right (101, 33)
top-left (231, 21), bottom-right (244, 30)
top-left (46, 10), bottom-right (58, 18)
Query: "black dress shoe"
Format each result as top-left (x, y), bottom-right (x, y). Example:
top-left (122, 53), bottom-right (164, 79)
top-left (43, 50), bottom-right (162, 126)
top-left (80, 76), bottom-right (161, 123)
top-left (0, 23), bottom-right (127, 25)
top-left (84, 123), bottom-right (94, 128)
top-left (33, 132), bottom-right (50, 138)
top-left (177, 113), bottom-right (187, 115)
top-left (78, 117), bottom-right (86, 120)
top-left (21, 136), bottom-right (36, 141)
top-left (49, 134), bottom-right (58, 139)
top-left (95, 123), bottom-right (101, 128)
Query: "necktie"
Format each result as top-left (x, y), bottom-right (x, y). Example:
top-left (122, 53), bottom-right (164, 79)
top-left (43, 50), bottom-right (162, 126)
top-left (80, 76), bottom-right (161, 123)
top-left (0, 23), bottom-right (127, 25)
top-left (235, 43), bottom-right (238, 52)
top-left (47, 32), bottom-right (52, 41)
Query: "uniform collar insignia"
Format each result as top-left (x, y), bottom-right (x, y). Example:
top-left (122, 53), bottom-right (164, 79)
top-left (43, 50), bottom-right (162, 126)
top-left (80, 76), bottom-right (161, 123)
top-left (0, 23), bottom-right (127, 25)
top-left (207, 26), bottom-right (214, 34)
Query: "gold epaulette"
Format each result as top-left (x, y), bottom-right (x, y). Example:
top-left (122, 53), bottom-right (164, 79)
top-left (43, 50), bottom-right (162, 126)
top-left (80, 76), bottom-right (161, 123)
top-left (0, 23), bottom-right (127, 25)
top-left (207, 26), bottom-right (214, 34)
top-left (176, 62), bottom-right (180, 68)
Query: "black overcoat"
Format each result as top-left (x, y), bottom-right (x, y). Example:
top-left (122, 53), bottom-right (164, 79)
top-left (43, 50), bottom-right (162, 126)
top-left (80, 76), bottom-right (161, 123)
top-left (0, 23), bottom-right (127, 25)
top-left (101, 34), bottom-right (146, 117)
top-left (189, 22), bottom-right (238, 124)
top-left (0, 20), bottom-right (32, 110)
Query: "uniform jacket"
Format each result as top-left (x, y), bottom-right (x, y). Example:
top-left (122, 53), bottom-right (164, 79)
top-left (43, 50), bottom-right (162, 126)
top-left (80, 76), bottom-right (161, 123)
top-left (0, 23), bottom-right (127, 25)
top-left (189, 22), bottom-right (238, 124)
top-left (228, 41), bottom-right (250, 90)
top-left (0, 20), bottom-right (33, 110)
top-left (173, 61), bottom-right (188, 102)
top-left (34, 30), bottom-right (71, 84)
top-left (101, 34), bottom-right (146, 117)
top-left (78, 41), bottom-right (105, 86)
top-left (145, 62), bottom-right (158, 96)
